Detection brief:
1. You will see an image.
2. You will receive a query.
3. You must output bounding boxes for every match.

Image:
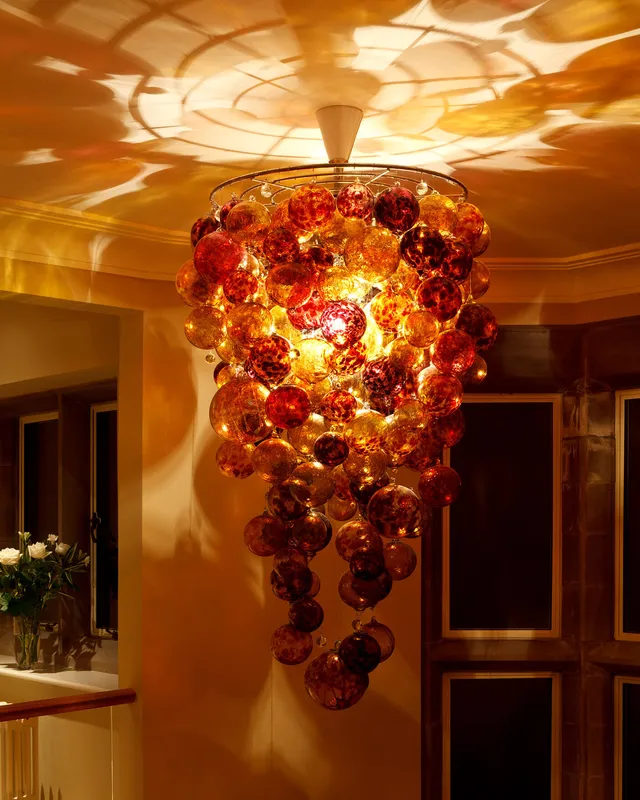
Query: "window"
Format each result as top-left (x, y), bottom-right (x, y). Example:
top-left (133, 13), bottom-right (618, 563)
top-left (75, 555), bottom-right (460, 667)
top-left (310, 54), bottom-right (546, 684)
top-left (615, 676), bottom-right (640, 800)
top-left (19, 413), bottom-right (59, 539)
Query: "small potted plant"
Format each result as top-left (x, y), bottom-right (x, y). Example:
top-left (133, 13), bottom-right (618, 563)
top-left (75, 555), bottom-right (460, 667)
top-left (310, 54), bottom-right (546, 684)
top-left (0, 532), bottom-right (89, 669)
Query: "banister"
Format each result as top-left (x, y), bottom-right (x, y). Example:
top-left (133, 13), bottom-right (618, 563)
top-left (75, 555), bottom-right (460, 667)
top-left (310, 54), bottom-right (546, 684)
top-left (0, 688), bottom-right (136, 722)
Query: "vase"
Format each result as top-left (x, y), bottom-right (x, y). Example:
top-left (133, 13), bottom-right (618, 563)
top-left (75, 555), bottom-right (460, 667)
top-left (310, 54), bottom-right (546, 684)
top-left (16, 616), bottom-right (40, 670)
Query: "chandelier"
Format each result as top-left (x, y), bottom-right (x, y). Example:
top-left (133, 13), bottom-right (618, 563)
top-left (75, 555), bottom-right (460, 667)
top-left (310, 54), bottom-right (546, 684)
top-left (176, 107), bottom-right (497, 710)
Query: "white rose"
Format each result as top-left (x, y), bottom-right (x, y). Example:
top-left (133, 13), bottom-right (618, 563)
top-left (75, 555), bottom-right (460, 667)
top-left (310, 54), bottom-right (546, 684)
top-left (83, 556), bottom-right (90, 567)
top-left (47, 534), bottom-right (58, 544)
top-left (28, 542), bottom-right (48, 560)
top-left (0, 548), bottom-right (21, 566)
top-left (55, 543), bottom-right (70, 555)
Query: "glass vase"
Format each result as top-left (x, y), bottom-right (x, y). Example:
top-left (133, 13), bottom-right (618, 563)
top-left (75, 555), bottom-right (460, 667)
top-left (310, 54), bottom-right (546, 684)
top-left (16, 615), bottom-right (40, 670)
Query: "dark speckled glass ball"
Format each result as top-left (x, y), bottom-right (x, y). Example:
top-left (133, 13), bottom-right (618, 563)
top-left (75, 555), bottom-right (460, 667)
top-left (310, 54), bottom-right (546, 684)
top-left (374, 186), bottom-right (419, 234)
top-left (339, 633), bottom-right (382, 674)
top-left (288, 511), bottom-right (332, 554)
top-left (404, 437), bottom-right (441, 472)
top-left (367, 485), bottom-right (422, 538)
top-left (287, 291), bottom-right (328, 331)
top-left (418, 464), bottom-right (461, 507)
top-left (350, 546), bottom-right (386, 581)
top-left (338, 570), bottom-right (392, 610)
top-left (263, 226), bottom-right (300, 264)
top-left (427, 407), bottom-right (465, 448)
top-left (266, 480), bottom-right (308, 521)
top-left (456, 303), bottom-right (498, 350)
top-left (271, 623), bottom-right (313, 665)
top-left (299, 246), bottom-right (334, 271)
top-left (335, 520), bottom-right (383, 561)
top-left (313, 432), bottom-right (349, 467)
top-left (431, 329), bottom-right (476, 376)
top-left (219, 197), bottom-right (239, 228)
top-left (416, 275), bottom-right (462, 322)
top-left (248, 335), bottom-right (291, 385)
top-left (194, 231), bottom-right (245, 284)
top-left (363, 357), bottom-right (404, 397)
top-left (337, 182), bottom-right (374, 221)
top-left (223, 269), bottom-right (258, 304)
top-left (400, 225), bottom-right (446, 275)
top-left (288, 184), bottom-right (336, 232)
top-left (266, 385), bottom-right (311, 428)
top-left (304, 651), bottom-right (368, 710)
top-left (271, 567), bottom-right (313, 601)
top-left (243, 514), bottom-right (289, 556)
top-left (289, 598), bottom-right (324, 632)
top-left (191, 215), bottom-right (219, 248)
top-left (320, 390), bottom-right (358, 424)
top-left (440, 237), bottom-right (473, 283)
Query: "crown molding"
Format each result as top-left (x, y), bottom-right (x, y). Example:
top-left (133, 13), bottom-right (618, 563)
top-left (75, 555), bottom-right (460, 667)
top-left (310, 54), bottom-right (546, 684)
top-left (485, 244), bottom-right (640, 271)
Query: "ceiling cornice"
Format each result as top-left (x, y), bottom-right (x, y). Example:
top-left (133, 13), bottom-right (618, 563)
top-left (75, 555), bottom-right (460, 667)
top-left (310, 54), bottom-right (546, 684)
top-left (485, 244), bottom-right (640, 271)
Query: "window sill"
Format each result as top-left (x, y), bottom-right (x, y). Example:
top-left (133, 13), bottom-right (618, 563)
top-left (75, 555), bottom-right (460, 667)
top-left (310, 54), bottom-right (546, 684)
top-left (0, 658), bottom-right (118, 692)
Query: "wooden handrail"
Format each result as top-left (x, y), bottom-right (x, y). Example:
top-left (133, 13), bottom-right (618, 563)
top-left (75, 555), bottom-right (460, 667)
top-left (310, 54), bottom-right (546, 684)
top-left (0, 688), bottom-right (136, 722)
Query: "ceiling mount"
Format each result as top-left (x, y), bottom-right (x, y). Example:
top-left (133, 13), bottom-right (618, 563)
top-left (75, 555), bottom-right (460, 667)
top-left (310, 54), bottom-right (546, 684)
top-left (315, 105), bottom-right (363, 164)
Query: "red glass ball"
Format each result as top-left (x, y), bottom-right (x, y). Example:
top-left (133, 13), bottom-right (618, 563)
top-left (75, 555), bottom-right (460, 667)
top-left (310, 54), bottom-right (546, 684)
top-left (367, 485), bottom-right (422, 538)
top-left (363, 357), bottom-right (404, 397)
top-left (416, 276), bottom-right (462, 322)
top-left (271, 567), bottom-right (313, 601)
top-left (320, 390), bottom-right (358, 423)
top-left (339, 633), bottom-right (382, 674)
top-left (266, 263), bottom-right (315, 308)
top-left (266, 480), bottom-right (308, 521)
top-left (191, 215), bottom-right (219, 248)
top-left (299, 246), bottom-right (334, 271)
top-left (335, 520), bottom-right (383, 561)
top-left (289, 511), bottom-right (332, 554)
top-left (266, 385), bottom-right (312, 428)
top-left (383, 540), bottom-right (417, 580)
top-left (418, 464), bottom-right (461, 507)
top-left (263, 226), bottom-right (300, 265)
top-left (374, 186), bottom-right (419, 234)
top-left (369, 394), bottom-right (401, 416)
top-left (274, 546), bottom-right (309, 575)
top-left (288, 184), bottom-right (336, 232)
top-left (404, 437), bottom-right (441, 472)
top-left (360, 619), bottom-right (395, 662)
top-left (248, 335), bottom-right (292, 385)
top-left (349, 474), bottom-right (390, 509)
top-left (219, 197), bottom-right (239, 228)
top-left (244, 514), bottom-right (289, 556)
top-left (320, 301), bottom-right (367, 349)
top-left (338, 570), bottom-right (392, 610)
top-left (337, 182), bottom-right (374, 220)
top-left (287, 291), bottom-right (328, 331)
top-left (431, 329), bottom-right (476, 375)
top-left (350, 546), bottom-right (386, 580)
top-left (194, 230), bottom-right (245, 284)
top-left (456, 303), bottom-right (498, 350)
top-left (417, 372), bottom-right (463, 416)
top-left (289, 598), bottom-right (324, 632)
top-left (440, 237), bottom-right (473, 283)
top-left (271, 623), bottom-right (313, 665)
top-left (453, 202), bottom-right (484, 244)
top-left (427, 407), bottom-right (465, 448)
top-left (400, 225), bottom-right (446, 275)
top-left (304, 651), bottom-right (368, 710)
top-left (314, 432), bottom-right (349, 467)
top-left (308, 572), bottom-right (321, 597)
top-left (223, 269), bottom-right (258, 304)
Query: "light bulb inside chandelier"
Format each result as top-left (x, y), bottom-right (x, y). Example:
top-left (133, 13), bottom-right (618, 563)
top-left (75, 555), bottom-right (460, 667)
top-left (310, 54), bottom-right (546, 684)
top-left (177, 106), bottom-right (496, 710)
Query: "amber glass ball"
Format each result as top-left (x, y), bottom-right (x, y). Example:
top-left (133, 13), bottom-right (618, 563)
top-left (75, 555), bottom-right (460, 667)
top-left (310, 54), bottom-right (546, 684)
top-left (431, 329), bottom-right (476, 375)
top-left (400, 225), bottom-right (446, 275)
top-left (176, 259), bottom-right (212, 307)
top-left (388, 261), bottom-right (422, 293)
top-left (226, 302), bottom-right (273, 347)
top-left (404, 437), bottom-right (441, 472)
top-left (288, 184), bottom-right (336, 232)
top-left (350, 547), bottom-right (386, 581)
top-left (360, 619), bottom-right (395, 662)
top-left (416, 276), bottom-right (462, 322)
top-left (289, 598), bottom-right (324, 632)
top-left (210, 379), bottom-right (273, 443)
top-left (343, 450), bottom-right (389, 485)
top-left (304, 651), bottom-right (368, 710)
top-left (320, 389), bottom-right (358, 423)
top-left (453, 202), bottom-right (484, 244)
top-left (266, 263), bottom-right (315, 308)
top-left (401, 310), bottom-right (439, 348)
top-left (317, 266), bottom-right (363, 302)
top-left (223, 269), bottom-right (258, 304)
top-left (266, 385), bottom-right (311, 429)
top-left (248, 335), bottom-right (292, 385)
top-left (374, 186), bottom-right (419, 234)
top-left (367, 484), bottom-right (422, 538)
top-left (469, 260), bottom-right (490, 301)
top-left (287, 413), bottom-right (326, 455)
top-left (266, 480), bottom-right (308, 521)
top-left (184, 306), bottom-right (227, 349)
top-left (190, 215), bottom-right (219, 248)
top-left (472, 222), bottom-right (491, 257)
top-left (225, 200), bottom-right (271, 245)
top-left (271, 624), bottom-right (313, 665)
top-left (464, 353), bottom-right (488, 385)
top-left (384, 416), bottom-right (420, 457)
top-left (456, 303), bottom-right (498, 350)
top-left (418, 464), bottom-right (461, 507)
top-left (394, 399), bottom-right (429, 430)
top-left (363, 357), bottom-right (404, 397)
top-left (271, 567), bottom-right (313, 602)
top-left (326, 341), bottom-right (367, 375)
top-left (289, 511), bottom-right (332, 554)
top-left (291, 338), bottom-right (331, 383)
top-left (416, 372), bottom-right (463, 416)
top-left (251, 438), bottom-right (299, 482)
top-left (244, 514), bottom-right (289, 556)
top-left (194, 230), bottom-right (245, 284)
top-left (383, 540), bottom-right (417, 581)
top-left (299, 246), bottom-right (334, 271)
top-left (337, 182), bottom-right (374, 220)
top-left (418, 194), bottom-right (457, 234)
top-left (427, 407), bottom-right (465, 448)
top-left (320, 301), bottom-right (367, 349)
top-left (313, 432), bottom-right (349, 467)
top-left (386, 338), bottom-right (426, 374)
top-left (327, 495), bottom-right (357, 521)
top-left (290, 461), bottom-right (336, 507)
top-left (339, 633), bottom-right (382, 674)
top-left (215, 441), bottom-right (254, 479)
top-left (344, 225), bottom-right (400, 283)
top-left (319, 213), bottom-right (366, 256)
top-left (370, 289), bottom-right (414, 332)
top-left (338, 570), bottom-right (392, 610)
top-left (335, 520), bottom-right (383, 561)
top-left (345, 411), bottom-right (387, 454)
top-left (263, 226), bottom-right (300, 264)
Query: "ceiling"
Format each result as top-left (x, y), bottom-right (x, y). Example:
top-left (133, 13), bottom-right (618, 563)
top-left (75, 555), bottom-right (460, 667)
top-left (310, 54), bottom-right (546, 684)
top-left (0, 0), bottom-right (639, 260)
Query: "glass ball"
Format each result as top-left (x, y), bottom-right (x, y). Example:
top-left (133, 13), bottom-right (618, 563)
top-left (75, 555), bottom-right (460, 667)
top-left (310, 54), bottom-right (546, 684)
top-left (288, 184), bottom-right (336, 232)
top-left (394, 399), bottom-right (429, 430)
top-left (428, 407), bottom-right (465, 448)
top-left (418, 194), bottom-right (457, 234)
top-left (431, 329), bottom-right (476, 375)
top-left (291, 338), bottom-right (331, 383)
top-left (343, 450), bottom-right (388, 485)
top-left (176, 259), bottom-right (213, 307)
top-left (345, 411), bottom-right (388, 454)
top-left (417, 372), bottom-right (463, 416)
top-left (327, 495), bottom-right (357, 521)
top-left (370, 289), bottom-right (414, 332)
top-left (405, 437), bottom-right (441, 472)
top-left (287, 413), bottom-right (326, 455)
top-left (335, 520), bottom-right (383, 561)
top-left (401, 310), bottom-right (439, 348)
top-left (289, 598), bottom-right (324, 632)
top-left (472, 222), bottom-right (491, 257)
top-left (383, 540), bottom-right (417, 580)
top-left (384, 416), bottom-right (420, 457)
top-left (363, 357), bottom-right (404, 397)
top-left (219, 196), bottom-right (239, 228)
top-left (388, 260), bottom-right (422, 293)
top-left (290, 375), bottom-right (331, 411)
top-left (215, 441), bottom-right (254, 479)
top-left (320, 301), bottom-right (367, 349)
top-left (338, 570), bottom-right (392, 610)
top-left (214, 362), bottom-right (240, 388)
top-left (244, 514), bottom-right (289, 556)
top-left (271, 199), bottom-right (305, 236)
top-left (290, 461), bottom-right (336, 506)
top-left (289, 511), bottom-right (332, 554)
top-left (266, 384), bottom-right (311, 429)
top-left (263, 226), bottom-right (300, 264)
top-left (418, 464), bottom-right (461, 507)
top-left (400, 225), bottom-right (446, 275)
top-left (344, 226), bottom-right (400, 283)
top-left (367, 485), bottom-right (422, 538)
top-left (266, 263), bottom-right (315, 308)
top-left (320, 389), bottom-right (358, 424)
top-left (326, 341), bottom-right (367, 375)
top-left (247, 335), bottom-right (292, 385)
top-left (313, 432), bottom-right (349, 467)
top-left (191, 215), bottom-right (219, 248)
top-left (350, 547), bottom-right (386, 581)
top-left (453, 202), bottom-right (484, 244)
top-left (304, 651), bottom-right (368, 711)
top-left (339, 633), bottom-right (382, 674)
top-left (184, 306), bottom-right (227, 349)
top-left (440, 237), bottom-right (473, 283)
top-left (271, 567), bottom-right (313, 601)
top-left (210, 379), bottom-right (273, 443)
top-left (374, 186), bottom-right (419, 234)
top-left (469, 260), bottom-right (490, 301)
top-left (287, 291), bottom-right (328, 332)
top-left (271, 624), bottom-right (313, 665)
top-left (360, 619), bottom-right (395, 662)
top-left (225, 200), bottom-right (271, 245)
top-left (317, 266), bottom-right (364, 302)
top-left (337, 182), bottom-right (374, 220)
top-left (332, 464), bottom-right (354, 500)
top-left (464, 354), bottom-right (488, 385)
top-left (299, 246), bottom-right (334, 271)
top-left (226, 302), bottom-right (273, 347)
top-left (273, 546), bottom-right (308, 575)
top-left (308, 572), bottom-right (321, 598)
top-left (266, 480), bottom-right (308, 521)
top-left (416, 276), bottom-right (462, 322)
top-left (194, 230), bottom-right (245, 284)
top-left (386, 338), bottom-right (427, 374)
top-left (319, 213), bottom-right (366, 256)
top-left (223, 269), bottom-right (258, 304)
top-left (252, 438), bottom-right (299, 482)
top-left (349, 473), bottom-right (390, 510)
top-left (456, 303), bottom-right (498, 350)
